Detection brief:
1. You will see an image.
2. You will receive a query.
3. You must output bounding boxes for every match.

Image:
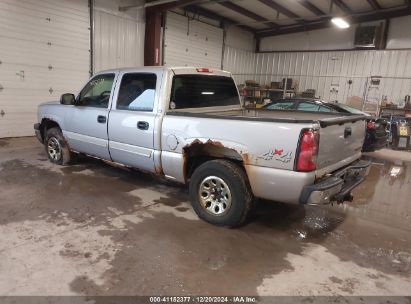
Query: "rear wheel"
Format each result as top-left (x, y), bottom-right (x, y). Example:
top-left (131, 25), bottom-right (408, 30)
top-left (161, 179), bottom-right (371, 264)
top-left (189, 159), bottom-right (253, 227)
top-left (45, 127), bottom-right (73, 165)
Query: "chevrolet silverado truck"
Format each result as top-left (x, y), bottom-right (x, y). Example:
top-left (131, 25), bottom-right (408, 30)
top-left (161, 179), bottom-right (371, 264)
top-left (34, 67), bottom-right (370, 227)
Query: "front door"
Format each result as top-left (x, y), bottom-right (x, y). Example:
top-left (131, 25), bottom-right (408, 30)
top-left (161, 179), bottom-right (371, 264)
top-left (108, 71), bottom-right (161, 173)
top-left (64, 73), bottom-right (116, 160)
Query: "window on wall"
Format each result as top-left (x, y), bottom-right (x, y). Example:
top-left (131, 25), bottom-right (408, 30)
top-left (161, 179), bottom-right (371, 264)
top-left (117, 73), bottom-right (157, 111)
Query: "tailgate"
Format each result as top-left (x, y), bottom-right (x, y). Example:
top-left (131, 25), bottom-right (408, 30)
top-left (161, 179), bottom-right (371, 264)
top-left (316, 116), bottom-right (366, 176)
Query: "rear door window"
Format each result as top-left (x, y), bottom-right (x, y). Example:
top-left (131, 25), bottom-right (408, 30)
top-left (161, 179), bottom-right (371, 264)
top-left (170, 75), bottom-right (239, 109)
top-left (117, 73), bottom-right (157, 111)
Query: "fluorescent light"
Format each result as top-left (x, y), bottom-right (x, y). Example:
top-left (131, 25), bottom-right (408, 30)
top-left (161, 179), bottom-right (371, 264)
top-left (201, 92), bottom-right (214, 95)
top-left (331, 17), bottom-right (350, 29)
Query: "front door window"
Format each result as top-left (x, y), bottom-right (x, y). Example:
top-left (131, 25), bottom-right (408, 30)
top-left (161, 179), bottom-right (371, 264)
top-left (78, 74), bottom-right (115, 108)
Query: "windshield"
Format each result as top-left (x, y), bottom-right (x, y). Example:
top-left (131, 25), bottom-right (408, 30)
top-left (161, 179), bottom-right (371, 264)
top-left (170, 75), bottom-right (239, 109)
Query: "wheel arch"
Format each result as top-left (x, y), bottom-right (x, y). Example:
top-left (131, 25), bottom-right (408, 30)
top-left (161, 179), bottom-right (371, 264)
top-left (183, 139), bottom-right (249, 182)
top-left (40, 118), bottom-right (61, 142)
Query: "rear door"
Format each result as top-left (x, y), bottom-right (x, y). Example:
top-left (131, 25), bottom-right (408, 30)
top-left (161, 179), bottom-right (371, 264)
top-left (108, 71), bottom-right (162, 173)
top-left (64, 73), bottom-right (116, 160)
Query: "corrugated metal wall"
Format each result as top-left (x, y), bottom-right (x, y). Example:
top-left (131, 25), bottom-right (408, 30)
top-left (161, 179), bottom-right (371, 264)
top-left (234, 50), bottom-right (411, 106)
top-left (223, 47), bottom-right (256, 84)
top-left (222, 26), bottom-right (256, 84)
top-left (93, 8), bottom-right (145, 73)
top-left (164, 12), bottom-right (223, 68)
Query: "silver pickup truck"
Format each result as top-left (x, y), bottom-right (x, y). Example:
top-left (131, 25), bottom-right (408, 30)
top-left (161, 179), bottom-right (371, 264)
top-left (34, 67), bottom-right (370, 227)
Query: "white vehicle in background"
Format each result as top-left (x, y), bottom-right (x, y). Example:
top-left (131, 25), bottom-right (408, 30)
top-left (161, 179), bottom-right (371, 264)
top-left (34, 66), bottom-right (370, 227)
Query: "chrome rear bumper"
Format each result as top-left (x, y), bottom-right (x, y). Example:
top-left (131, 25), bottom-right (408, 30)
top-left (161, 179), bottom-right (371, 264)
top-left (299, 159), bottom-right (371, 205)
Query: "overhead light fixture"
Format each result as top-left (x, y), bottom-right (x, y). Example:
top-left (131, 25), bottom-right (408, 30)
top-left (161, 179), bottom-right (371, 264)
top-left (331, 17), bottom-right (350, 29)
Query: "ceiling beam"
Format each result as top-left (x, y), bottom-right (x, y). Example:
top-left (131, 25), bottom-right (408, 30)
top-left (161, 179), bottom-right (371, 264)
top-left (256, 6), bottom-right (411, 37)
top-left (297, 0), bottom-right (326, 16)
top-left (218, 1), bottom-right (279, 28)
top-left (153, 0), bottom-right (204, 11)
top-left (184, 4), bottom-right (256, 33)
top-left (366, 0), bottom-right (382, 10)
top-left (332, 0), bottom-right (353, 14)
top-left (120, 0), bottom-right (203, 12)
top-left (257, 0), bottom-right (302, 20)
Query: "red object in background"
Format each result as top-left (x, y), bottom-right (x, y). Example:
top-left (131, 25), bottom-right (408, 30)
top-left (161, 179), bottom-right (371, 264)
top-left (367, 121), bottom-right (375, 129)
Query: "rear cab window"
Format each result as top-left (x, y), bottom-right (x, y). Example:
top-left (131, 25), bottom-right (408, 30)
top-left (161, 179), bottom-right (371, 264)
top-left (170, 75), bottom-right (239, 109)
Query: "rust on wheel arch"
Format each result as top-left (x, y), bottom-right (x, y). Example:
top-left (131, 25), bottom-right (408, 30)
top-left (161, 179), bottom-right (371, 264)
top-left (182, 139), bottom-right (250, 182)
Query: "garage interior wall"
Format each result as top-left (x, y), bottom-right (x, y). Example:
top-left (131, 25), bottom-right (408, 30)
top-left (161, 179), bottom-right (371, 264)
top-left (163, 11), bottom-right (256, 83)
top-left (0, 0), bottom-right (90, 138)
top-left (245, 15), bottom-right (411, 106)
top-left (223, 26), bottom-right (256, 84)
top-left (93, 0), bottom-right (145, 73)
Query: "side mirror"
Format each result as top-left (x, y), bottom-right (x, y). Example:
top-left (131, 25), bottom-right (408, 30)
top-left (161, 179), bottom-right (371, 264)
top-left (60, 93), bottom-right (76, 105)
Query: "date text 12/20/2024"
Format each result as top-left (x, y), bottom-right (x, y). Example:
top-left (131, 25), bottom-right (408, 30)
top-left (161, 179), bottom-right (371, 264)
top-left (149, 296), bottom-right (257, 303)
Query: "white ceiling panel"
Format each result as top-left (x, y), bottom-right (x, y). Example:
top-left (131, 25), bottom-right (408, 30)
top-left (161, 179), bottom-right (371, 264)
top-left (343, 0), bottom-right (373, 12)
top-left (378, 0), bottom-right (407, 8)
top-left (230, 0), bottom-right (294, 23)
top-left (308, 0), bottom-right (346, 16)
top-left (199, 2), bottom-right (268, 29)
top-left (273, 0), bottom-right (321, 18)
top-left (196, 0), bottom-right (410, 32)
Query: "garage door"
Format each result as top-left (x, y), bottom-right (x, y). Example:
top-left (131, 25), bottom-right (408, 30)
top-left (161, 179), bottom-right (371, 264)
top-left (164, 12), bottom-right (223, 69)
top-left (0, 0), bottom-right (90, 138)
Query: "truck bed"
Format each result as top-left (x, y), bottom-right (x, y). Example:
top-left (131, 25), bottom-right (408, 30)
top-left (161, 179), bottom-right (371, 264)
top-left (168, 108), bottom-right (366, 127)
top-left (167, 107), bottom-right (367, 176)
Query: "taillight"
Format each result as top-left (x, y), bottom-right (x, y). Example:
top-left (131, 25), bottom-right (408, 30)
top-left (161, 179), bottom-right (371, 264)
top-left (296, 130), bottom-right (319, 172)
top-left (367, 121), bottom-right (375, 129)
top-left (196, 68), bottom-right (212, 73)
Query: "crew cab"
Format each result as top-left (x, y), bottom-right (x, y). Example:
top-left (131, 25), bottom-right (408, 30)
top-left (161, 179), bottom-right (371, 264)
top-left (34, 67), bottom-right (370, 227)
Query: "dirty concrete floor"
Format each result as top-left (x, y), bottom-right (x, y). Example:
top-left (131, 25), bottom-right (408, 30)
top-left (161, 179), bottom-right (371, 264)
top-left (0, 137), bottom-right (410, 297)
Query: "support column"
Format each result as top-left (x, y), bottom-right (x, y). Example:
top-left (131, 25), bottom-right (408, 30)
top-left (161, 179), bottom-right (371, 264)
top-left (144, 8), bottom-right (162, 66)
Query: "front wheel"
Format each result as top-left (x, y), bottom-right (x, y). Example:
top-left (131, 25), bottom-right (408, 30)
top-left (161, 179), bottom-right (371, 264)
top-left (45, 127), bottom-right (74, 165)
top-left (189, 159), bottom-right (253, 227)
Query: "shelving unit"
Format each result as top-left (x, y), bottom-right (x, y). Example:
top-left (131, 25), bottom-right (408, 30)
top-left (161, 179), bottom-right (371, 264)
top-left (243, 87), bottom-right (295, 108)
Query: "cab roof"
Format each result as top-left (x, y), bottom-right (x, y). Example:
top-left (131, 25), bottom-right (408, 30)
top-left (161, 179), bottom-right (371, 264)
top-left (95, 66), bottom-right (231, 77)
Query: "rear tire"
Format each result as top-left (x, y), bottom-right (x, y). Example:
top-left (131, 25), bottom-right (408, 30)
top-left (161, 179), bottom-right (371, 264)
top-left (45, 127), bottom-right (73, 165)
top-left (189, 159), bottom-right (253, 227)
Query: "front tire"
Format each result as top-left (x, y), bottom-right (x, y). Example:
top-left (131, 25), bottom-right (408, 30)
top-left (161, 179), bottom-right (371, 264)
top-left (189, 159), bottom-right (253, 227)
top-left (45, 127), bottom-right (73, 165)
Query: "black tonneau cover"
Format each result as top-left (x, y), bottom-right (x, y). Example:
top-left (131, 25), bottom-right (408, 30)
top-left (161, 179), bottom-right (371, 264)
top-left (167, 108), bottom-right (367, 127)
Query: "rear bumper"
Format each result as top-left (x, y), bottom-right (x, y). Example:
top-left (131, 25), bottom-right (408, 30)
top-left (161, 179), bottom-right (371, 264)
top-left (299, 159), bottom-right (371, 205)
top-left (34, 123), bottom-right (43, 143)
